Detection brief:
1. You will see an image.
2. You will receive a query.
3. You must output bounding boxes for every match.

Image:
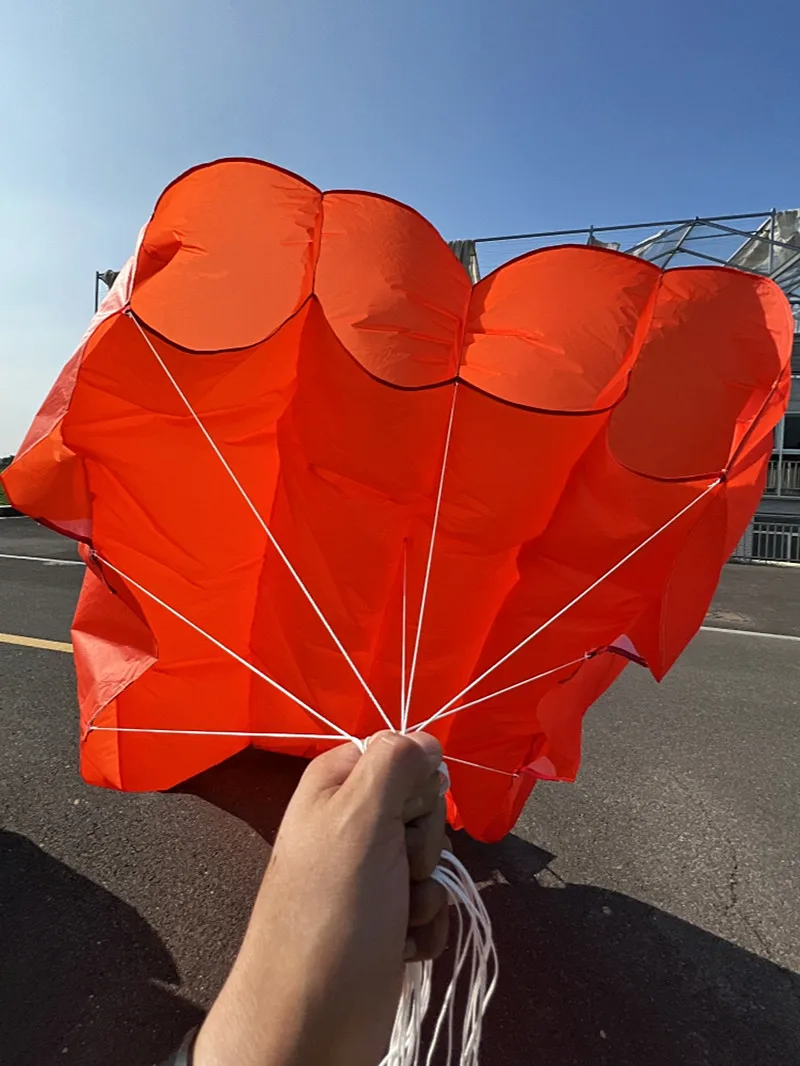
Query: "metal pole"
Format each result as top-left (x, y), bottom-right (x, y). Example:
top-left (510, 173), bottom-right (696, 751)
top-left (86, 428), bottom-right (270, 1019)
top-left (696, 217), bottom-right (791, 254)
top-left (659, 246), bottom-right (734, 269)
top-left (472, 211), bottom-right (773, 246)
top-left (658, 223), bottom-right (693, 268)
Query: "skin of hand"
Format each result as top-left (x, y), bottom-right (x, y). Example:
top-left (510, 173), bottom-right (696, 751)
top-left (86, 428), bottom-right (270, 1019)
top-left (193, 731), bottom-right (449, 1066)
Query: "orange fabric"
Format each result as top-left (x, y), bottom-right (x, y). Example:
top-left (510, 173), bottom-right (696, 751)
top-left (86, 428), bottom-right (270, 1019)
top-left (2, 159), bottom-right (792, 842)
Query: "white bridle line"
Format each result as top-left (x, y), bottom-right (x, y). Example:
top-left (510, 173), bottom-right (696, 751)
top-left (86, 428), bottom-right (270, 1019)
top-left (444, 755), bottom-right (518, 778)
top-left (433, 478), bottom-right (722, 720)
top-left (128, 313), bottom-right (393, 733)
top-left (85, 721), bottom-right (513, 779)
top-left (402, 384), bottom-right (458, 729)
top-left (92, 553), bottom-right (355, 743)
top-left (400, 539), bottom-right (409, 729)
top-left (88, 728), bottom-right (344, 740)
top-left (411, 654), bottom-right (588, 733)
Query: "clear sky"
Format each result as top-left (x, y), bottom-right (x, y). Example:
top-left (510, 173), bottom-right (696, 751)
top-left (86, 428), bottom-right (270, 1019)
top-left (2, 0), bottom-right (800, 453)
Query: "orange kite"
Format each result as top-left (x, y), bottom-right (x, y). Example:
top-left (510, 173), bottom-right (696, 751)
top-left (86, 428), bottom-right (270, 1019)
top-left (3, 159), bottom-right (792, 841)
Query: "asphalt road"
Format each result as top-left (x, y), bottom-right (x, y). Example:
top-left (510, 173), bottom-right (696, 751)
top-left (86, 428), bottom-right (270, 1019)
top-left (1, 518), bottom-right (798, 1066)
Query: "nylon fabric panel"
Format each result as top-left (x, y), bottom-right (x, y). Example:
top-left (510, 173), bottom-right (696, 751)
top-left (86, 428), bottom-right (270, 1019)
top-left (400, 385), bottom-right (610, 727)
top-left (72, 562), bottom-right (157, 789)
top-left (316, 192), bottom-right (470, 387)
top-left (62, 310), bottom-right (309, 788)
top-left (443, 652), bottom-right (628, 842)
top-left (444, 761), bottom-right (538, 843)
top-left (609, 268), bottom-right (792, 478)
top-left (462, 247), bottom-right (661, 410)
top-left (2, 419), bottom-right (92, 539)
top-left (249, 301), bottom-right (460, 739)
top-left (131, 160), bottom-right (321, 352)
top-left (629, 490), bottom-right (728, 680)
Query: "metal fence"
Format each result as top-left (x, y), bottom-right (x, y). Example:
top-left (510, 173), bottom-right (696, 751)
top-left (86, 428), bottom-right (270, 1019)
top-left (765, 457), bottom-right (800, 497)
top-left (732, 520), bottom-right (800, 563)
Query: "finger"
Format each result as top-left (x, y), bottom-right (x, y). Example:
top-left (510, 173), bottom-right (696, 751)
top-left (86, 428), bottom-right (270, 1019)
top-left (408, 878), bottom-right (447, 928)
top-left (293, 740), bottom-right (362, 802)
top-left (339, 731), bottom-right (442, 819)
top-left (401, 765), bottom-right (442, 824)
top-left (406, 797), bottom-right (447, 881)
top-left (405, 903), bottom-right (450, 962)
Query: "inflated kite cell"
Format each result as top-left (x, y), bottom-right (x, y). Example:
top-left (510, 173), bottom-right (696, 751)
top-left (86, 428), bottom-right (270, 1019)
top-left (3, 159), bottom-right (792, 841)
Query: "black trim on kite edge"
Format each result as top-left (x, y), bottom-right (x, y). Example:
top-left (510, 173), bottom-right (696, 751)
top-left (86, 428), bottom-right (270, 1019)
top-left (127, 299), bottom-right (632, 418)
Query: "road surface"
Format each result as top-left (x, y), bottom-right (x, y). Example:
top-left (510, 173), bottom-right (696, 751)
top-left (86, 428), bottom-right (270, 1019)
top-left (1, 517), bottom-right (798, 1065)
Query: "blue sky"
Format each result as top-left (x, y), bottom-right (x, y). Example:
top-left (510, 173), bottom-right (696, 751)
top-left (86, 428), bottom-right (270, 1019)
top-left (2, 0), bottom-right (800, 453)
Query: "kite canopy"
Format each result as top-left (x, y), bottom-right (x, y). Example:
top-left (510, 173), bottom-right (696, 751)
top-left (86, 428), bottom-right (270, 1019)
top-left (3, 158), bottom-right (792, 841)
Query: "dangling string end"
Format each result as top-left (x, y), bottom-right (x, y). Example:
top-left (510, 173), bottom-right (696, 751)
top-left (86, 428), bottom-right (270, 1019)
top-left (382, 759), bottom-right (496, 1066)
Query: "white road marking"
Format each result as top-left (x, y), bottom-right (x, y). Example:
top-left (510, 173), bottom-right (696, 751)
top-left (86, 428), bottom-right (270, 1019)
top-left (0, 553), bottom-right (83, 566)
top-left (700, 625), bottom-right (800, 643)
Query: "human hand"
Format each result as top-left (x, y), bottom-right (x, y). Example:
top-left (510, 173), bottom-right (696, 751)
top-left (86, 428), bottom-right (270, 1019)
top-left (194, 731), bottom-right (449, 1066)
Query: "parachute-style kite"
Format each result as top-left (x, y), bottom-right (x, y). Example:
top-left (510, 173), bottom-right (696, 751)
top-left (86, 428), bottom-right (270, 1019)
top-left (4, 159), bottom-right (792, 842)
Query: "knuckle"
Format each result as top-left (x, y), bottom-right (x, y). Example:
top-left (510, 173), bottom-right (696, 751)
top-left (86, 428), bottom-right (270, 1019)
top-left (417, 880), bottom-right (447, 924)
top-left (372, 731), bottom-right (423, 768)
top-left (409, 906), bottom-right (450, 961)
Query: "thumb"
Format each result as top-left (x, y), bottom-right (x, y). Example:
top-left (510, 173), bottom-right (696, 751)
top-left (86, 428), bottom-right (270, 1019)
top-left (297, 739), bottom-right (363, 798)
top-left (339, 732), bottom-right (443, 819)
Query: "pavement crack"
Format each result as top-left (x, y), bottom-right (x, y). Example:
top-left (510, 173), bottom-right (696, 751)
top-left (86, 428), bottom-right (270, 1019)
top-left (535, 863), bottom-right (568, 889)
top-left (677, 779), bottom-right (777, 964)
top-left (725, 837), bottom-right (739, 911)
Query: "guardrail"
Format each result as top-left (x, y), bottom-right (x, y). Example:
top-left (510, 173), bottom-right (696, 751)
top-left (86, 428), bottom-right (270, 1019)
top-left (765, 458), bottom-right (800, 497)
top-left (732, 520), bottom-right (800, 563)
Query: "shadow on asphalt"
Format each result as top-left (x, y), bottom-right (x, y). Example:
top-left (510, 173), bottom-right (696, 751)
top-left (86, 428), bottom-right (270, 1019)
top-left (6, 745), bottom-right (797, 1066)
top-left (0, 831), bottom-right (202, 1066)
top-left (451, 834), bottom-right (800, 1066)
top-left (175, 746), bottom-right (307, 845)
top-left (183, 750), bottom-right (800, 1066)
top-left (182, 748), bottom-right (800, 1066)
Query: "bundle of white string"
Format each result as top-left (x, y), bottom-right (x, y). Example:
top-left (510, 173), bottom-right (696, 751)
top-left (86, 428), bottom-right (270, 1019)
top-left (381, 765), bottom-right (498, 1066)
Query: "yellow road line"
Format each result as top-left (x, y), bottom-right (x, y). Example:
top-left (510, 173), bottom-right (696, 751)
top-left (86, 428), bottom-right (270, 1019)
top-left (0, 632), bottom-right (73, 653)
